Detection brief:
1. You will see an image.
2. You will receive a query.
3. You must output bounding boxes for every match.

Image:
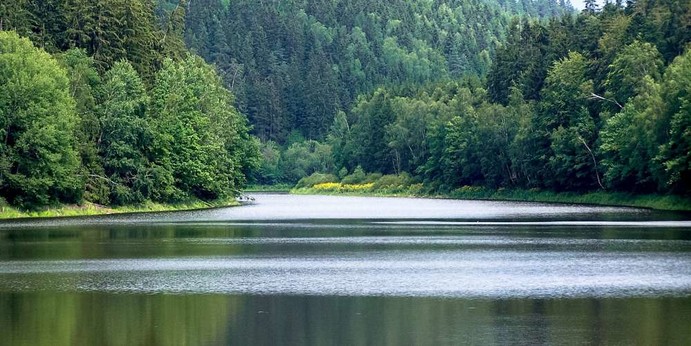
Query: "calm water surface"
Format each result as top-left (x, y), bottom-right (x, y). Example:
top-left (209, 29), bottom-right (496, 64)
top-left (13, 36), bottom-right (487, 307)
top-left (1, 194), bottom-right (690, 345)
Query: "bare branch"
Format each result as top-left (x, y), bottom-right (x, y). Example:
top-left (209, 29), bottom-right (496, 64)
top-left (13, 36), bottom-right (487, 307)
top-left (589, 93), bottom-right (623, 109)
top-left (578, 136), bottom-right (605, 190)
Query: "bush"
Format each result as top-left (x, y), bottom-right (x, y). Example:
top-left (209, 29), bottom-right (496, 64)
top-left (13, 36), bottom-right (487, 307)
top-left (341, 166), bottom-right (367, 184)
top-left (340, 166), bottom-right (381, 184)
top-left (372, 173), bottom-right (413, 191)
top-left (295, 172), bottom-right (339, 188)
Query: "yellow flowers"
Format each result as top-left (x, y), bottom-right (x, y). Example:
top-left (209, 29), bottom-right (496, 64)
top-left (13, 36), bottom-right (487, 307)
top-left (313, 182), bottom-right (374, 192)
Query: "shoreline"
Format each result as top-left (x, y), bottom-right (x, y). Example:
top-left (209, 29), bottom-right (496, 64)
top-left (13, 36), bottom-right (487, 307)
top-left (291, 186), bottom-right (691, 211)
top-left (1, 186), bottom-right (688, 220)
top-left (0, 199), bottom-right (242, 220)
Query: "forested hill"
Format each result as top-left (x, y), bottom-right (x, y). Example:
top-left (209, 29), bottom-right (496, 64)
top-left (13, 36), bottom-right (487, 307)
top-left (177, 0), bottom-right (572, 142)
top-left (247, 0), bottom-right (690, 198)
top-left (0, 1), bottom-right (259, 210)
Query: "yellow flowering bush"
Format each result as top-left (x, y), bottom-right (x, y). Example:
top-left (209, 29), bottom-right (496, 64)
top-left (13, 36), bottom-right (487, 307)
top-left (313, 182), bottom-right (342, 191)
top-left (341, 183), bottom-right (374, 191)
top-left (312, 182), bottom-right (374, 193)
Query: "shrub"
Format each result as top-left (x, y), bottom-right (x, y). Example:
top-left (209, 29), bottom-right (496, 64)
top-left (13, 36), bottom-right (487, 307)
top-left (295, 172), bottom-right (339, 188)
top-left (372, 173), bottom-right (413, 191)
top-left (341, 166), bottom-right (367, 184)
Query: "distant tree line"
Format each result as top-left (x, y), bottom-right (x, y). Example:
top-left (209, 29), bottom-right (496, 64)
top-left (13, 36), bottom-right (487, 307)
top-left (179, 0), bottom-right (571, 142)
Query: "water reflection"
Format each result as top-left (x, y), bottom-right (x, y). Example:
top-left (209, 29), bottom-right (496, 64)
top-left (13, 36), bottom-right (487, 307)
top-left (2, 293), bottom-right (690, 345)
top-left (1, 194), bottom-right (690, 345)
top-left (1, 194), bottom-right (683, 229)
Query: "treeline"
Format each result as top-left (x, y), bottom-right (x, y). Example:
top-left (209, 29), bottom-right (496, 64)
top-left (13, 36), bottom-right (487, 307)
top-left (256, 0), bottom-right (691, 196)
top-left (180, 0), bottom-right (571, 142)
top-left (0, 1), bottom-right (258, 209)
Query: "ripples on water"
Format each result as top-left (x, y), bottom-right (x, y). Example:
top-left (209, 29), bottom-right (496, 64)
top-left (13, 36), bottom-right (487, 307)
top-left (2, 251), bottom-right (690, 298)
top-left (0, 193), bottom-right (690, 299)
top-left (2, 194), bottom-right (691, 345)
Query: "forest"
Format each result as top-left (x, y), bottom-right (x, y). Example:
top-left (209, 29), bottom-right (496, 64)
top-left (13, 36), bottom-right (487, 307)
top-left (224, 0), bottom-right (688, 197)
top-left (0, 0), bottom-right (258, 209)
top-left (0, 0), bottom-right (689, 211)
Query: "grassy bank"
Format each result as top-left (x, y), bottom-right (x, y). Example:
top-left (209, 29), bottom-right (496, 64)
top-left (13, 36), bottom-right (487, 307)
top-left (447, 186), bottom-right (691, 211)
top-left (291, 182), bottom-right (691, 211)
top-left (0, 198), bottom-right (241, 220)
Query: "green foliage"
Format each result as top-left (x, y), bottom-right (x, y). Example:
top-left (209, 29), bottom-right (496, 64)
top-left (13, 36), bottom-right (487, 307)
top-left (657, 48), bottom-right (691, 194)
top-left (251, 140), bottom-right (283, 185)
top-left (150, 55), bottom-right (256, 200)
top-left (600, 76), bottom-right (665, 192)
top-left (96, 60), bottom-right (152, 205)
top-left (0, 5), bottom-right (262, 210)
top-left (295, 172), bottom-right (339, 189)
top-left (540, 52), bottom-right (600, 190)
top-left (280, 140), bottom-right (335, 183)
top-left (371, 173), bottom-right (414, 192)
top-left (57, 48), bottom-right (109, 203)
top-left (604, 40), bottom-right (664, 106)
top-left (3, 0), bottom-right (690, 209)
top-left (0, 31), bottom-right (82, 208)
top-left (183, 0), bottom-right (569, 142)
top-left (316, 0), bottom-right (689, 198)
top-left (340, 166), bottom-right (375, 185)
top-left (487, 19), bottom-right (550, 105)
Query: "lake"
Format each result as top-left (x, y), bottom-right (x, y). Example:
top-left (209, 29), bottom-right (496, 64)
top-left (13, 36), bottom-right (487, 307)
top-left (1, 193), bottom-right (690, 345)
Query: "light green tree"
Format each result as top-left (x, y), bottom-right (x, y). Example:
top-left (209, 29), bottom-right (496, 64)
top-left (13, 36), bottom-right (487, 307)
top-left (96, 60), bottom-right (153, 205)
top-left (600, 76), bottom-right (665, 192)
top-left (657, 48), bottom-right (691, 194)
top-left (604, 40), bottom-right (664, 107)
top-left (149, 55), bottom-right (257, 200)
top-left (0, 31), bottom-right (82, 208)
top-left (540, 51), bottom-right (602, 190)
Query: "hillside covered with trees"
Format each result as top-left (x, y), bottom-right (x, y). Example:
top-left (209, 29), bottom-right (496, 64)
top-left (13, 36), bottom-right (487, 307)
top-left (0, 1), bottom-right (258, 210)
top-left (179, 0), bottom-right (571, 141)
top-left (0, 0), bottom-right (689, 211)
top-left (234, 0), bottom-right (690, 199)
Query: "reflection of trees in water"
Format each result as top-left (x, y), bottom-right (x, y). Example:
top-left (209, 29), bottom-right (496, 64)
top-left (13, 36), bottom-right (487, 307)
top-left (0, 292), bottom-right (241, 346)
top-left (3, 293), bottom-right (689, 345)
top-left (225, 296), bottom-right (691, 345)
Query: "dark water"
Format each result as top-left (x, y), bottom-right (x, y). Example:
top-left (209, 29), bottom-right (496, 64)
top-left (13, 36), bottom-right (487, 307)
top-left (1, 194), bottom-right (690, 345)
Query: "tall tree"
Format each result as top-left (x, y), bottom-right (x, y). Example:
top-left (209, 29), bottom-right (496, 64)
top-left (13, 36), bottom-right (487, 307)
top-left (149, 56), bottom-right (257, 200)
top-left (540, 52), bottom-right (601, 190)
top-left (656, 47), bottom-right (691, 194)
top-left (0, 32), bottom-right (82, 208)
top-left (96, 61), bottom-right (152, 205)
top-left (57, 48), bottom-right (109, 203)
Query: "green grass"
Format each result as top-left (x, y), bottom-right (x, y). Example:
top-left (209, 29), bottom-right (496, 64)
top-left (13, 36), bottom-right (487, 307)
top-left (0, 198), bottom-right (241, 220)
top-left (446, 187), bottom-right (691, 211)
top-left (292, 185), bottom-right (691, 211)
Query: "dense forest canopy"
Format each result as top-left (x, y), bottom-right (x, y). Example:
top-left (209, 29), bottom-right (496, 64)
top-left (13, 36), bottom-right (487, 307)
top-left (0, 0), bottom-right (689, 211)
top-left (220, 0), bottom-right (687, 196)
top-left (178, 0), bottom-right (572, 142)
top-left (0, 0), bottom-right (259, 209)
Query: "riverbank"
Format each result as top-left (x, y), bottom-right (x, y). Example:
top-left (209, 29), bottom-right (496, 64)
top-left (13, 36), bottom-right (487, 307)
top-left (291, 184), bottom-right (691, 211)
top-left (243, 184), bottom-right (293, 193)
top-left (0, 198), bottom-right (241, 220)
